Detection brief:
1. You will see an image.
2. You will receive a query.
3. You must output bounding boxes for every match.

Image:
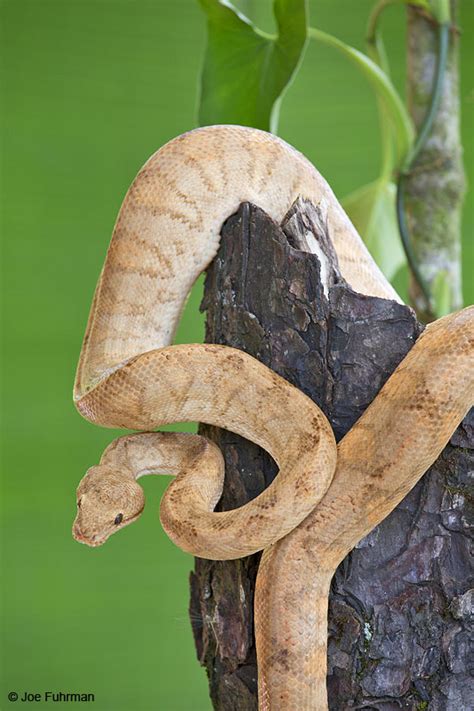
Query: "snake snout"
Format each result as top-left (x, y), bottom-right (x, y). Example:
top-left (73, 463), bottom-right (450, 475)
top-left (72, 519), bottom-right (105, 547)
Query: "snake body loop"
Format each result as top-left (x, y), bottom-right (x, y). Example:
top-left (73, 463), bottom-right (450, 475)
top-left (74, 344), bottom-right (337, 558)
top-left (73, 125), bottom-right (474, 710)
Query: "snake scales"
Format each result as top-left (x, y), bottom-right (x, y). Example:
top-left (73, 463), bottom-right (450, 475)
top-left (72, 125), bottom-right (474, 709)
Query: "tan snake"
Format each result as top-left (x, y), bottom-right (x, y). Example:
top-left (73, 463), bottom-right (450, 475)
top-left (72, 125), bottom-right (474, 709)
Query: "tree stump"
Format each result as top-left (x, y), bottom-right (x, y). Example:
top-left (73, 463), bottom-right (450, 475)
top-left (189, 201), bottom-right (473, 710)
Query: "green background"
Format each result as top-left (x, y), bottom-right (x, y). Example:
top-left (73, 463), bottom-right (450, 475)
top-left (1, 1), bottom-right (472, 710)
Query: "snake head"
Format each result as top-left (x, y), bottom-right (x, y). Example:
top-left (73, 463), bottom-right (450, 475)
top-left (72, 465), bottom-right (145, 547)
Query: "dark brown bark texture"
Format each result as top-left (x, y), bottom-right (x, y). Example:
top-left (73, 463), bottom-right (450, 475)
top-left (189, 201), bottom-right (473, 711)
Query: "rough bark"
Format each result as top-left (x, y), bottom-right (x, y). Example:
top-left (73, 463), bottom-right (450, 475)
top-left (189, 201), bottom-right (473, 710)
top-left (405, 2), bottom-right (466, 318)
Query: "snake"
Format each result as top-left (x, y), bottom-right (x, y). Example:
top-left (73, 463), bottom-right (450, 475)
top-left (72, 125), bottom-right (474, 710)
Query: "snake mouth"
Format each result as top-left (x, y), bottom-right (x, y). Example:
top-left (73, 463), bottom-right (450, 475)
top-left (72, 507), bottom-right (145, 547)
top-left (72, 524), bottom-right (107, 548)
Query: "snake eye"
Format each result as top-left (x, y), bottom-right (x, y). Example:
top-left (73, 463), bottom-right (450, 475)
top-left (114, 513), bottom-right (123, 525)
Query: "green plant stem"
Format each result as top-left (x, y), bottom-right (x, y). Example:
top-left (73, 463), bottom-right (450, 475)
top-left (396, 21), bottom-right (449, 315)
top-left (308, 26), bottom-right (413, 166)
top-left (396, 177), bottom-right (432, 306)
top-left (365, 14), bottom-right (394, 182)
top-left (406, 22), bottom-right (449, 168)
top-left (367, 0), bottom-right (432, 47)
top-left (366, 0), bottom-right (401, 47)
top-left (429, 0), bottom-right (450, 24)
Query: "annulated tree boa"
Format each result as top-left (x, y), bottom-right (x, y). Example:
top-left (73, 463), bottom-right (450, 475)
top-left (72, 125), bottom-right (473, 710)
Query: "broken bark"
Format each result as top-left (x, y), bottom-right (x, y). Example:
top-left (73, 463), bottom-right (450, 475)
top-left (189, 201), bottom-right (473, 710)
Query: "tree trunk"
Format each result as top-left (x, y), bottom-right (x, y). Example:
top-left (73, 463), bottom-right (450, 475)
top-left (405, 2), bottom-right (466, 319)
top-left (189, 201), bottom-right (473, 710)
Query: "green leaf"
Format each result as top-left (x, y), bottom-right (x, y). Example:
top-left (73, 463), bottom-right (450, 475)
top-left (342, 179), bottom-right (406, 281)
top-left (197, 0), bottom-right (308, 132)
